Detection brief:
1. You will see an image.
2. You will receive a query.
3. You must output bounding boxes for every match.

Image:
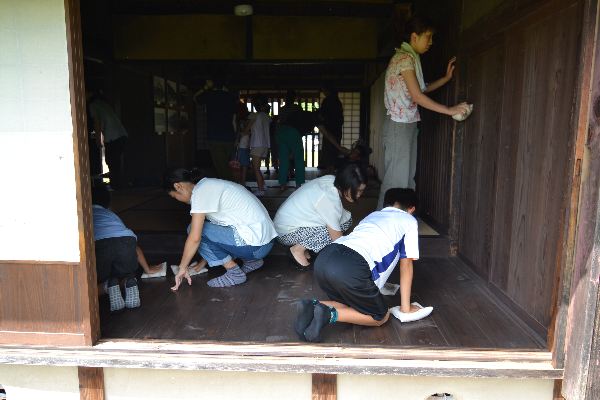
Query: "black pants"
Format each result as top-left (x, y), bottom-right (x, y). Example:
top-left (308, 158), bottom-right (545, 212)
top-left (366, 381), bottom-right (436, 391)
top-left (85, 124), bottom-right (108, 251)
top-left (105, 136), bottom-right (127, 189)
top-left (314, 244), bottom-right (388, 321)
top-left (95, 236), bottom-right (138, 283)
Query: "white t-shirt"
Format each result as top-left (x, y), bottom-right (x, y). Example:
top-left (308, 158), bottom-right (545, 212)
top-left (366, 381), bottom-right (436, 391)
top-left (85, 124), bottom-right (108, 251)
top-left (335, 207), bottom-right (419, 289)
top-left (190, 178), bottom-right (277, 246)
top-left (274, 175), bottom-right (351, 235)
top-left (249, 112), bottom-right (271, 148)
top-left (88, 98), bottom-right (128, 142)
top-left (238, 132), bottom-right (250, 149)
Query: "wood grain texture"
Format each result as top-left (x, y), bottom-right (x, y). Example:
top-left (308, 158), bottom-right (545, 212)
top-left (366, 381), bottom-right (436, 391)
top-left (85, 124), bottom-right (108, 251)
top-left (0, 263), bottom-right (86, 345)
top-left (562, 0), bottom-right (600, 397)
top-left (312, 374), bottom-right (336, 400)
top-left (0, 343), bottom-right (560, 378)
top-left (78, 367), bottom-right (105, 400)
top-left (64, 0), bottom-right (100, 346)
top-left (455, 0), bottom-right (584, 339)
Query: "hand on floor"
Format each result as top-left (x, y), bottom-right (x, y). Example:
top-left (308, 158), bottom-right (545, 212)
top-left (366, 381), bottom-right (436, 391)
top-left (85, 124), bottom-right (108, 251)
top-left (171, 267), bottom-right (192, 291)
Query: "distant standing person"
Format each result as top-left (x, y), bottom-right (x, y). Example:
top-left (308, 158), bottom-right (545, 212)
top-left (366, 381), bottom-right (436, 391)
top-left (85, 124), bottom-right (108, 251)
top-left (277, 90), bottom-right (306, 190)
top-left (378, 16), bottom-right (470, 209)
top-left (195, 80), bottom-right (237, 181)
top-left (87, 91), bottom-right (129, 190)
top-left (319, 87), bottom-right (344, 172)
top-left (245, 96), bottom-right (271, 196)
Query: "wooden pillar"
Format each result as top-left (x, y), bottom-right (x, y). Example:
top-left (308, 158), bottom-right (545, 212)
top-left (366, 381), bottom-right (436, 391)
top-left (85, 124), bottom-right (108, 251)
top-left (78, 367), bottom-right (105, 400)
top-left (312, 373), bottom-right (337, 400)
top-left (561, 1), bottom-right (600, 398)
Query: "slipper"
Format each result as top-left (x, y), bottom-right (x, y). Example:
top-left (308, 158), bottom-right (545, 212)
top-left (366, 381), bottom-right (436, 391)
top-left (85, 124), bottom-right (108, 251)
top-left (140, 262), bottom-right (167, 279)
top-left (287, 247), bottom-right (311, 271)
top-left (170, 261), bottom-right (208, 277)
top-left (389, 302), bottom-right (433, 323)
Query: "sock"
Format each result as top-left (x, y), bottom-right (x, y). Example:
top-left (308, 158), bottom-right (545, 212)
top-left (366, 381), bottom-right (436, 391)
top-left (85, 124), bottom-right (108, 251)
top-left (107, 278), bottom-right (125, 313)
top-left (207, 265), bottom-right (247, 287)
top-left (294, 299), bottom-right (318, 340)
top-left (240, 259), bottom-right (264, 274)
top-left (124, 277), bottom-right (140, 309)
top-left (304, 303), bottom-right (335, 343)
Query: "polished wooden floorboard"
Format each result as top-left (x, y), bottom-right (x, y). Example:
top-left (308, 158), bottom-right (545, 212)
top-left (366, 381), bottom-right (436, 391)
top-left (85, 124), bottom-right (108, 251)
top-left (99, 255), bottom-right (545, 349)
top-left (101, 177), bottom-right (544, 349)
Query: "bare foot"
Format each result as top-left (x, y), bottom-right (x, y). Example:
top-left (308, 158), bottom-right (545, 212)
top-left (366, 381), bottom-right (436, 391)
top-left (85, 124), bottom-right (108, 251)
top-left (305, 250), bottom-right (312, 260)
top-left (290, 244), bottom-right (310, 267)
top-left (191, 259), bottom-right (208, 273)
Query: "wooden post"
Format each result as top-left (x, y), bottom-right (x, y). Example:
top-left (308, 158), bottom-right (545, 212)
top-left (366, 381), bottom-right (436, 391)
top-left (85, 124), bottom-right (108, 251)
top-left (312, 373), bottom-right (336, 400)
top-left (561, 0), bottom-right (600, 398)
top-left (78, 367), bottom-right (105, 400)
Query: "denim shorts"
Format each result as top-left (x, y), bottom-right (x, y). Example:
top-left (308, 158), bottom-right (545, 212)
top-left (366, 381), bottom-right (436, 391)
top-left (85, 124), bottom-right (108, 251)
top-left (238, 148), bottom-right (250, 167)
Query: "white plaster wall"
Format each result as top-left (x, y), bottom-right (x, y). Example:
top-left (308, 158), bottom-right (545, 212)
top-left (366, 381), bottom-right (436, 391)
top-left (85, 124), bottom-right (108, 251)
top-left (337, 374), bottom-right (554, 400)
top-left (0, 365), bottom-right (555, 400)
top-left (0, 365), bottom-right (79, 400)
top-left (0, 0), bottom-right (80, 262)
top-left (102, 368), bottom-right (312, 400)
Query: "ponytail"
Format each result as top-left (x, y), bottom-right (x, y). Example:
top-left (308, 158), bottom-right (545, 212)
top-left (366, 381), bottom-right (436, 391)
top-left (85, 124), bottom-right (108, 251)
top-left (163, 167), bottom-right (205, 191)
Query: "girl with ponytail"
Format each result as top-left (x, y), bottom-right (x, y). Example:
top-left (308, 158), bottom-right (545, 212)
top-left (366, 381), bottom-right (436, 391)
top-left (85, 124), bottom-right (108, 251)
top-left (165, 168), bottom-right (278, 289)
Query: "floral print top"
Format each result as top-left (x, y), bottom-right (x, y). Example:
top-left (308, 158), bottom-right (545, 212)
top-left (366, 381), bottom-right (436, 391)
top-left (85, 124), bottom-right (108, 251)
top-left (384, 50), bottom-right (421, 123)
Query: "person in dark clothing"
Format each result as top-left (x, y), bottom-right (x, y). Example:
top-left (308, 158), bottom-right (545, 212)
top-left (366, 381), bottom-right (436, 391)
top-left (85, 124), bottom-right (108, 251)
top-left (194, 80), bottom-right (237, 181)
top-left (276, 90), bottom-right (306, 190)
top-left (319, 87), bottom-right (345, 172)
top-left (87, 91), bottom-right (129, 189)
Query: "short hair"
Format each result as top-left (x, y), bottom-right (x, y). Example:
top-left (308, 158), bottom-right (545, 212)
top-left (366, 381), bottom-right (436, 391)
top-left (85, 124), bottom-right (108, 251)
top-left (163, 167), bottom-right (205, 191)
top-left (383, 188), bottom-right (418, 210)
top-left (403, 16), bottom-right (436, 42)
top-left (91, 183), bottom-right (111, 208)
top-left (334, 163), bottom-right (367, 201)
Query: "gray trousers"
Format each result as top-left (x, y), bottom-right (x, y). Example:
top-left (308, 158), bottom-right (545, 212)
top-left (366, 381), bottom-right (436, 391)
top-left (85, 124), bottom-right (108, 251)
top-left (377, 119), bottom-right (418, 209)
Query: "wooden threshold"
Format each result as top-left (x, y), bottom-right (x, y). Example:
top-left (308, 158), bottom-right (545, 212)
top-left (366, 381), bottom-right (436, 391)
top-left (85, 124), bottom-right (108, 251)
top-left (0, 340), bottom-right (561, 379)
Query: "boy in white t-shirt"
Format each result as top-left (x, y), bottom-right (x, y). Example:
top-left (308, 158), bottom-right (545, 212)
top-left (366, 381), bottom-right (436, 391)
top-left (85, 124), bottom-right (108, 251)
top-left (295, 188), bottom-right (430, 342)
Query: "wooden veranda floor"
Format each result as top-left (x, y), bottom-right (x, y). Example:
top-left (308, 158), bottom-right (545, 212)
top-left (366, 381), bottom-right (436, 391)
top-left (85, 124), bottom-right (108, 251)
top-left (99, 173), bottom-right (545, 349)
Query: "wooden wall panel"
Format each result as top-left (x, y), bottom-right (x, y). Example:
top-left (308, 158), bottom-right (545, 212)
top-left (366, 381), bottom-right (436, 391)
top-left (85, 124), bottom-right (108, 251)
top-left (455, 0), bottom-right (583, 334)
top-left (0, 263), bottom-right (86, 345)
top-left (457, 44), bottom-right (504, 279)
top-left (418, 111), bottom-right (453, 231)
top-left (502, 5), bottom-right (580, 327)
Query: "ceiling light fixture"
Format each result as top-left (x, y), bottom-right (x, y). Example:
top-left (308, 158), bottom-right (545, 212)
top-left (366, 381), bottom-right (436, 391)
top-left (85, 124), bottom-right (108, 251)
top-left (234, 4), bottom-right (253, 16)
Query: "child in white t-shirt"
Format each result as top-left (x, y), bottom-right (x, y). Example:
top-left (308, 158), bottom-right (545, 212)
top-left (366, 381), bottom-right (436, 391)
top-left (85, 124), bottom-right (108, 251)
top-left (165, 168), bottom-right (278, 289)
top-left (295, 188), bottom-right (431, 342)
top-left (274, 163), bottom-right (367, 270)
top-left (245, 96), bottom-right (271, 196)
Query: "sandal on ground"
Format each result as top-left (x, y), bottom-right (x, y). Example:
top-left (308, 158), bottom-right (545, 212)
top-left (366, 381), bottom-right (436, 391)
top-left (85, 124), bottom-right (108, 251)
top-left (389, 302), bottom-right (433, 323)
top-left (287, 247), bottom-right (312, 272)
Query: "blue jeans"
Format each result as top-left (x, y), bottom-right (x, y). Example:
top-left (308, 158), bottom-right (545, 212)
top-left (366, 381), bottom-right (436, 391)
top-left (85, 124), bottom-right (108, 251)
top-left (195, 221), bottom-right (274, 267)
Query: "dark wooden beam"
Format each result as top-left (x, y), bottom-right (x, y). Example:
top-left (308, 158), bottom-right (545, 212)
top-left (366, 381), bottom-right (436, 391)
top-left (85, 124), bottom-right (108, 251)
top-left (110, 0), bottom-right (399, 18)
top-left (78, 367), bottom-right (105, 400)
top-left (312, 374), bottom-right (336, 400)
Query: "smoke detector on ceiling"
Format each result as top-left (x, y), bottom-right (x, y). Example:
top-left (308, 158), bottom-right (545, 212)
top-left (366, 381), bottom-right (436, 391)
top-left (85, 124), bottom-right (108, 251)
top-left (234, 4), bottom-right (253, 16)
